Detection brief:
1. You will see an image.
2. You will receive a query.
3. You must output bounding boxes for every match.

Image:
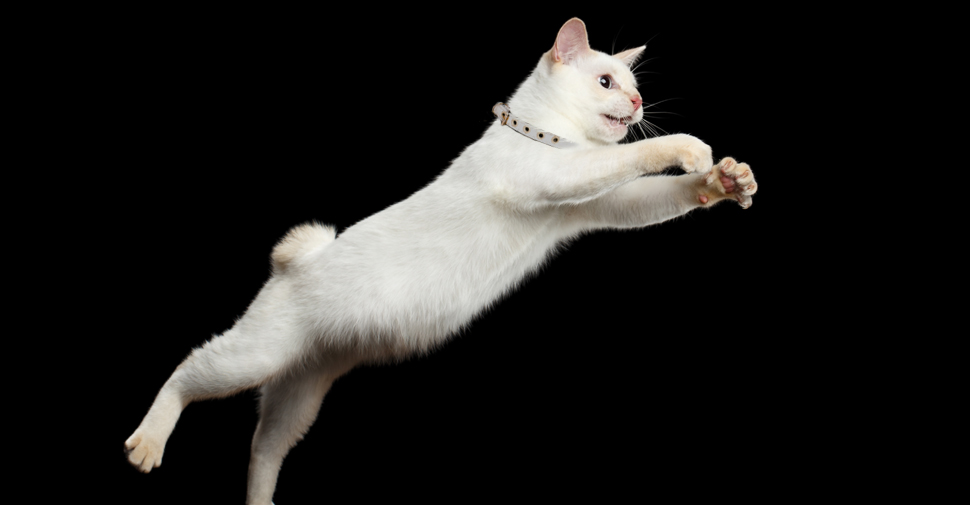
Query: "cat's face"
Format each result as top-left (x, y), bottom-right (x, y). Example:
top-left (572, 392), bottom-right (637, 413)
top-left (554, 52), bottom-right (644, 143)
top-left (541, 19), bottom-right (646, 144)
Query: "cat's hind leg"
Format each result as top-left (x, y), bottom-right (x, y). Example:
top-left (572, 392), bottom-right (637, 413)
top-left (246, 363), bottom-right (353, 505)
top-left (124, 324), bottom-right (301, 473)
top-left (125, 279), bottom-right (309, 473)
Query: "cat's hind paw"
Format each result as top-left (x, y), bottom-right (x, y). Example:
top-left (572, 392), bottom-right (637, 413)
top-left (124, 430), bottom-right (165, 473)
top-left (703, 157), bottom-right (757, 208)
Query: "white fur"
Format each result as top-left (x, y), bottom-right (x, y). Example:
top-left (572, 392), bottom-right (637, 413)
top-left (124, 18), bottom-right (756, 505)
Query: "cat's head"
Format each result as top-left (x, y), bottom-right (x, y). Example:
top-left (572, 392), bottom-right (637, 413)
top-left (535, 18), bottom-right (646, 144)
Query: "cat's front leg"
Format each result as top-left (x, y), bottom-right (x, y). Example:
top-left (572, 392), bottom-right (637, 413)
top-left (573, 156), bottom-right (757, 229)
top-left (506, 134), bottom-right (713, 207)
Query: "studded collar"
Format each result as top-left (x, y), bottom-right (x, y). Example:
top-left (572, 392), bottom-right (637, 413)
top-left (491, 103), bottom-right (576, 149)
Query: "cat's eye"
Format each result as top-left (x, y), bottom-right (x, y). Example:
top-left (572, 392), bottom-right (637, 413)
top-left (598, 75), bottom-right (613, 89)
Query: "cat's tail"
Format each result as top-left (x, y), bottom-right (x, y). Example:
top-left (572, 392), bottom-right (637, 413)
top-left (271, 221), bottom-right (336, 273)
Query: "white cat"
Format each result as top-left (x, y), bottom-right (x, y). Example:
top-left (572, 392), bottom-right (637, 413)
top-left (124, 17), bottom-right (757, 504)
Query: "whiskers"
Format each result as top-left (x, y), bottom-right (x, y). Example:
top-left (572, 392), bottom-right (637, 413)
top-left (631, 57), bottom-right (659, 76)
top-left (625, 98), bottom-right (680, 142)
top-left (612, 33), bottom-right (687, 144)
top-left (621, 38), bottom-right (681, 143)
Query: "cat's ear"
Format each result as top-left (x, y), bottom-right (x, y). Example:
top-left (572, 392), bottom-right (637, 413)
top-left (552, 18), bottom-right (591, 65)
top-left (613, 46), bottom-right (646, 67)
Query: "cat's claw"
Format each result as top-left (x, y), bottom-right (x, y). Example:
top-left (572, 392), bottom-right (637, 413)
top-left (124, 431), bottom-right (164, 473)
top-left (705, 157), bottom-right (757, 209)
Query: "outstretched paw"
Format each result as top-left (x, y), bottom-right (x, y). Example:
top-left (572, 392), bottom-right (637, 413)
top-left (124, 430), bottom-right (165, 473)
top-left (702, 157), bottom-right (757, 208)
top-left (668, 133), bottom-right (713, 175)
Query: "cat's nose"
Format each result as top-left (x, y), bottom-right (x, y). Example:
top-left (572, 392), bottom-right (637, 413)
top-left (631, 95), bottom-right (642, 112)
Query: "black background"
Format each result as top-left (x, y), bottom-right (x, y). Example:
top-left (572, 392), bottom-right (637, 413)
top-left (40, 5), bottom-right (873, 503)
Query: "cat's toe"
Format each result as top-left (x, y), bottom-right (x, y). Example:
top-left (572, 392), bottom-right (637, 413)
top-left (708, 157), bottom-right (734, 184)
top-left (736, 193), bottom-right (753, 209)
top-left (731, 162), bottom-right (756, 204)
top-left (125, 431), bottom-right (164, 473)
top-left (716, 157), bottom-right (737, 173)
top-left (733, 164), bottom-right (756, 192)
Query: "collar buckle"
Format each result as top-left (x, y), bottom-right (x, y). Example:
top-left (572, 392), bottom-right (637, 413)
top-left (492, 102), bottom-right (510, 126)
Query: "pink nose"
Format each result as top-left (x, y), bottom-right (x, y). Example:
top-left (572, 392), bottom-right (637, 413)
top-left (631, 96), bottom-right (642, 111)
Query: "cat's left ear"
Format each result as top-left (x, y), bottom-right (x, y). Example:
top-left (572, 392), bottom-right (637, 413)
top-left (613, 46), bottom-right (646, 67)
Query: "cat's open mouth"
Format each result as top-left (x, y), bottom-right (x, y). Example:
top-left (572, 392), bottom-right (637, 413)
top-left (603, 114), bottom-right (630, 129)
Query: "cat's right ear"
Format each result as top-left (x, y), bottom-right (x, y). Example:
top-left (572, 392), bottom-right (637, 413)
top-left (613, 46), bottom-right (646, 67)
top-left (551, 18), bottom-right (591, 65)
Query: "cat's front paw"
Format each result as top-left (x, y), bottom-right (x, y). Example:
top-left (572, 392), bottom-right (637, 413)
top-left (669, 133), bottom-right (713, 175)
top-left (702, 157), bottom-right (757, 208)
